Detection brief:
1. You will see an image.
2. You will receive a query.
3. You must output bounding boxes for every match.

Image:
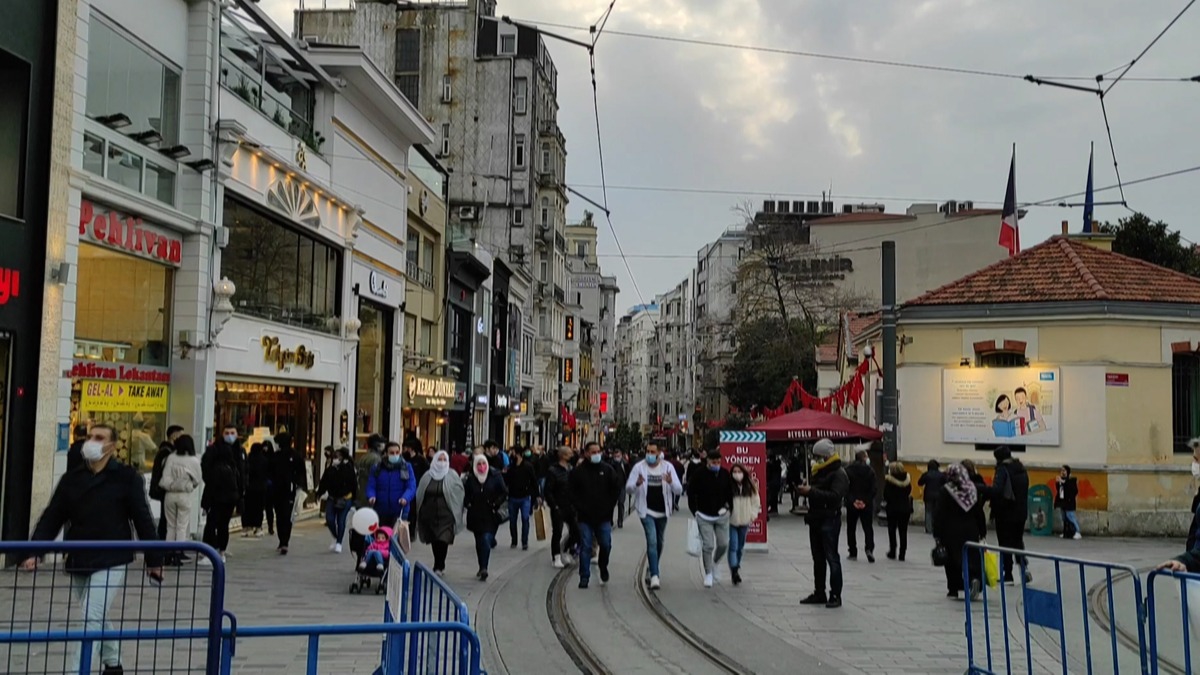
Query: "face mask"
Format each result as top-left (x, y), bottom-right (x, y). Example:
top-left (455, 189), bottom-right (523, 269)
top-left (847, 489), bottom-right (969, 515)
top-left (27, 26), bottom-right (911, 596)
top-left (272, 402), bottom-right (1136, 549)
top-left (732, 472), bottom-right (744, 482)
top-left (708, 464), bottom-right (721, 473)
top-left (388, 455), bottom-right (402, 464)
top-left (82, 440), bottom-right (106, 462)
top-left (224, 433), bottom-right (237, 444)
top-left (524, 451), bottom-right (532, 458)
top-left (589, 454), bottom-right (602, 464)
top-left (331, 459), bottom-right (341, 466)
top-left (474, 463), bottom-right (489, 476)
top-left (645, 454), bottom-right (659, 465)
top-left (434, 461), bottom-right (449, 472)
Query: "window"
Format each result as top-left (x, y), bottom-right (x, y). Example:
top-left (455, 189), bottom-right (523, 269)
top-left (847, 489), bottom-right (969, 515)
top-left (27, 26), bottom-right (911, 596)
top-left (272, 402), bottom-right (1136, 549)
top-left (420, 320), bottom-right (435, 356)
top-left (1175, 353), bottom-right (1200, 453)
top-left (395, 29), bottom-right (421, 107)
top-left (514, 77), bottom-right (528, 114)
top-left (87, 16), bottom-right (181, 145)
top-left (441, 74), bottom-right (452, 103)
top-left (976, 352), bottom-right (1026, 368)
top-left (440, 123), bottom-right (450, 157)
top-left (730, 282), bottom-right (737, 295)
top-left (499, 32), bottom-right (517, 55)
top-left (75, 243), bottom-right (173, 368)
top-left (220, 14), bottom-right (316, 150)
top-left (222, 197), bottom-right (342, 333)
top-left (0, 49), bottom-right (29, 218)
top-left (513, 208), bottom-right (524, 226)
top-left (406, 230), bottom-right (419, 270)
top-left (522, 334), bottom-right (534, 375)
top-left (514, 134), bottom-right (526, 169)
top-left (576, 241), bottom-right (588, 257)
top-left (539, 258), bottom-right (548, 282)
top-left (541, 143), bottom-right (551, 173)
top-left (540, 197), bottom-right (549, 226)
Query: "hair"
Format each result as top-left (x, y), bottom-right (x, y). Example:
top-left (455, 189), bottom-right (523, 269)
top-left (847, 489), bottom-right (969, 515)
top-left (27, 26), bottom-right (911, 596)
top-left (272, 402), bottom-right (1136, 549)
top-left (367, 433), bottom-right (386, 449)
top-left (385, 442), bottom-right (402, 453)
top-left (275, 432), bottom-right (293, 451)
top-left (558, 447), bottom-right (574, 462)
top-left (223, 423), bottom-right (237, 433)
top-left (994, 446), bottom-right (1013, 462)
top-left (91, 423), bottom-right (117, 443)
top-left (483, 439), bottom-right (498, 449)
top-left (166, 425), bottom-right (184, 438)
top-left (73, 423), bottom-right (88, 438)
top-left (730, 462), bottom-right (757, 497)
top-left (961, 459), bottom-right (978, 475)
top-left (584, 441), bottom-right (601, 453)
top-left (336, 447), bottom-right (353, 462)
top-left (645, 442), bottom-right (659, 452)
top-left (1014, 387), bottom-right (1028, 397)
top-left (855, 449), bottom-right (868, 462)
top-left (888, 461), bottom-right (907, 478)
top-left (705, 449), bottom-right (722, 461)
top-left (174, 434), bottom-right (197, 456)
top-left (250, 442), bottom-right (264, 455)
top-left (403, 436), bottom-right (423, 453)
top-left (927, 459), bottom-right (940, 471)
top-left (1061, 464), bottom-right (1071, 476)
top-left (994, 394), bottom-right (1011, 413)
top-left (262, 440), bottom-right (275, 453)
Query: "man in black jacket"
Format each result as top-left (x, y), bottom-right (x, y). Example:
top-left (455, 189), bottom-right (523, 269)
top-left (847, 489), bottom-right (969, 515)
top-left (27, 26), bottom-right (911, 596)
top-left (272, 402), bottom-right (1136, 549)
top-left (608, 449), bottom-right (630, 528)
top-left (568, 442), bottom-right (623, 589)
top-left (544, 447), bottom-right (578, 567)
top-left (505, 446), bottom-right (539, 550)
top-left (687, 449), bottom-right (734, 588)
top-left (23, 423), bottom-right (163, 674)
top-left (202, 426), bottom-right (245, 562)
top-left (798, 439), bottom-right (849, 608)
top-left (991, 447), bottom-right (1032, 583)
top-left (148, 425), bottom-right (184, 542)
top-left (845, 449), bottom-right (877, 563)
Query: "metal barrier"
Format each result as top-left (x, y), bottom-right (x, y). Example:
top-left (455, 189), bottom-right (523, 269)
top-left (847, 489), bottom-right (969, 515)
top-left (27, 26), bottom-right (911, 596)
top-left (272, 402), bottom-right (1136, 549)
top-left (962, 542), bottom-right (1149, 675)
top-left (1147, 568), bottom-right (1200, 674)
top-left (406, 562), bottom-right (472, 675)
top-left (383, 534), bottom-right (413, 623)
top-left (0, 540), bottom-right (226, 675)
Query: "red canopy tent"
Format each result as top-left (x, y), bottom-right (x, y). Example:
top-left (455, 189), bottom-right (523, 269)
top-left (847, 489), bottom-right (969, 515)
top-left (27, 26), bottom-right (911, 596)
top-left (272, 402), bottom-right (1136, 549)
top-left (750, 408), bottom-right (883, 443)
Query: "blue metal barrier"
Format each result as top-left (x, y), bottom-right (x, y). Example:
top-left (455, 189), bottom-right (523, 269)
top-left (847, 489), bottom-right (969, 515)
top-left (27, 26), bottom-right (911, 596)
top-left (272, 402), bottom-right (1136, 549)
top-left (962, 542), bottom-right (1149, 675)
top-left (0, 540), bottom-right (226, 675)
top-left (1147, 568), bottom-right (1200, 674)
top-left (383, 534), bottom-right (413, 623)
top-left (407, 562), bottom-right (472, 675)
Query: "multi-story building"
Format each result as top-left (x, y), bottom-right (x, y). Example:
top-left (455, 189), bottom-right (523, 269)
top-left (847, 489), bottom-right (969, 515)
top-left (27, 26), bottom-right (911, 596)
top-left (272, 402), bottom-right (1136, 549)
top-left (297, 0), bottom-right (570, 446)
top-left (598, 275), bottom-right (620, 437)
top-left (614, 304), bottom-right (660, 433)
top-left (693, 226), bottom-right (748, 433)
top-left (565, 212), bottom-right (601, 444)
top-left (655, 278), bottom-right (694, 450)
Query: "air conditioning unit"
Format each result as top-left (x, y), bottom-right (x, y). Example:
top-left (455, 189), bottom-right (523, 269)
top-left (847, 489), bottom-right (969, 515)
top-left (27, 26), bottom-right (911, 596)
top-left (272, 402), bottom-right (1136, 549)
top-left (458, 206), bottom-right (478, 220)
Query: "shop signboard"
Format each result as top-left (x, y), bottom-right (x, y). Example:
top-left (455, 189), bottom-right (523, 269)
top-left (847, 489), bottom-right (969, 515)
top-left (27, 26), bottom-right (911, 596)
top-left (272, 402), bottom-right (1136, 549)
top-left (80, 379), bottom-right (169, 413)
top-left (0, 267), bottom-right (20, 306)
top-left (406, 374), bottom-right (457, 409)
top-left (942, 367), bottom-right (1061, 446)
top-left (67, 360), bottom-right (170, 383)
top-left (79, 199), bottom-right (183, 266)
top-left (718, 430), bottom-right (768, 547)
top-left (261, 336), bottom-right (316, 371)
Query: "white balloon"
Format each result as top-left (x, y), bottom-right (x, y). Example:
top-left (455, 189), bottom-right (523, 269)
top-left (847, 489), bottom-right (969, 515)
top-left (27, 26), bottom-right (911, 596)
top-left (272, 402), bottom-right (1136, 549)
top-left (351, 507), bottom-right (379, 536)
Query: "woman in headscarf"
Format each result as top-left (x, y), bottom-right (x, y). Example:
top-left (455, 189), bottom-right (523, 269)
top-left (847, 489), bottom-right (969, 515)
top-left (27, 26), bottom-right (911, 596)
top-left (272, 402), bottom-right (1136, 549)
top-left (462, 453), bottom-right (508, 581)
top-left (934, 463), bottom-right (985, 600)
top-left (413, 451), bottom-right (465, 575)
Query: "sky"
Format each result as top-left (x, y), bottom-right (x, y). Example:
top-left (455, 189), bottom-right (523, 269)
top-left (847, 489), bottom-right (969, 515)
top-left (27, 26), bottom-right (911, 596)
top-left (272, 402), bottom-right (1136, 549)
top-left (265, 0), bottom-right (1200, 315)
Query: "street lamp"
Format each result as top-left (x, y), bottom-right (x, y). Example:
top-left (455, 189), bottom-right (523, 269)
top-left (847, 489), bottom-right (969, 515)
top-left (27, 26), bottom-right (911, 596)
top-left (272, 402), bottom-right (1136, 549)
top-left (210, 277), bottom-right (236, 339)
top-left (343, 316), bottom-right (362, 341)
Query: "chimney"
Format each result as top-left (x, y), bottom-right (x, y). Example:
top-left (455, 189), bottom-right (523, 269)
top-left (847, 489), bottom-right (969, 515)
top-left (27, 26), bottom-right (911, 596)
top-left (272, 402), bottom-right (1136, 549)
top-left (1061, 220), bottom-right (1068, 235)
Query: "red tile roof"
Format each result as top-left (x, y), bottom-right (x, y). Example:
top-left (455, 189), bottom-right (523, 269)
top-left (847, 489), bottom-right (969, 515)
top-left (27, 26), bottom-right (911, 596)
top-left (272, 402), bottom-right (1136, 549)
top-left (906, 235), bottom-right (1200, 306)
top-left (817, 311), bottom-right (882, 364)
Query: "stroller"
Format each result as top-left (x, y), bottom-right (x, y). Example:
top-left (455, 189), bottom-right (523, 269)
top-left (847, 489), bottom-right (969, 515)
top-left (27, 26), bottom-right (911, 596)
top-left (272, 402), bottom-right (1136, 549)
top-left (349, 526), bottom-right (392, 595)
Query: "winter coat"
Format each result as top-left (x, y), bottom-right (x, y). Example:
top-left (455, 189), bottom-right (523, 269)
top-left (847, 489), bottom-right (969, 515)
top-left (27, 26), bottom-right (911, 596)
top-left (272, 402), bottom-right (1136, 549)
top-left (918, 468), bottom-right (945, 504)
top-left (934, 486), bottom-right (985, 588)
top-left (730, 493), bottom-right (761, 527)
top-left (148, 441), bottom-right (175, 501)
top-left (845, 460), bottom-right (877, 507)
top-left (367, 459), bottom-right (417, 521)
top-left (625, 460), bottom-right (683, 518)
top-left (316, 462), bottom-right (357, 505)
top-left (805, 457), bottom-right (849, 523)
top-left (201, 441), bottom-right (243, 508)
top-left (568, 459), bottom-right (623, 526)
top-left (504, 460), bottom-right (539, 500)
top-left (161, 454), bottom-right (202, 494)
top-left (355, 451), bottom-right (382, 509)
top-left (268, 448), bottom-right (307, 500)
top-left (413, 471), bottom-right (466, 541)
top-left (544, 464), bottom-right (573, 515)
top-left (366, 526), bottom-right (394, 558)
top-left (1054, 476), bottom-right (1078, 511)
top-left (687, 466), bottom-right (735, 519)
top-left (991, 460), bottom-right (1030, 524)
top-left (883, 473), bottom-right (913, 517)
top-left (245, 446), bottom-right (270, 495)
top-left (463, 469), bottom-right (508, 533)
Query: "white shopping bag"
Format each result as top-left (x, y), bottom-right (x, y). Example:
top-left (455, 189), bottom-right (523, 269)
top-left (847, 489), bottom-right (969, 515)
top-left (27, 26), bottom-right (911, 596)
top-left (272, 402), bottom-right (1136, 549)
top-left (686, 518), bottom-right (702, 558)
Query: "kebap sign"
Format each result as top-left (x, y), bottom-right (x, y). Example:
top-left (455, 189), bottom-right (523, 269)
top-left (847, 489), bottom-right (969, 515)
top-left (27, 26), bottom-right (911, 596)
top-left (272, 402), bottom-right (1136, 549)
top-left (80, 379), bottom-right (169, 413)
top-left (718, 430), bottom-right (768, 547)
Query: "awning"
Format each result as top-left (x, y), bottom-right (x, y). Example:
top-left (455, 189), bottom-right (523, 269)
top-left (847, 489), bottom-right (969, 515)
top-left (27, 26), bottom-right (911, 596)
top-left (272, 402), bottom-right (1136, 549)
top-left (750, 408), bottom-right (883, 443)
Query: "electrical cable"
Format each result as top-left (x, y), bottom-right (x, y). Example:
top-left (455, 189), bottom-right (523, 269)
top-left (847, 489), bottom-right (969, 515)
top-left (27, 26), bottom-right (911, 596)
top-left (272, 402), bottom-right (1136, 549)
top-left (1103, 0), bottom-right (1197, 95)
top-left (1097, 94), bottom-right (1127, 206)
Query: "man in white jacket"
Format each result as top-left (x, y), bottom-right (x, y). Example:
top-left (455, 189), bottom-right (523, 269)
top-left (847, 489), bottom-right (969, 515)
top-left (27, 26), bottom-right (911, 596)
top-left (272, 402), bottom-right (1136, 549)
top-left (626, 442), bottom-right (684, 589)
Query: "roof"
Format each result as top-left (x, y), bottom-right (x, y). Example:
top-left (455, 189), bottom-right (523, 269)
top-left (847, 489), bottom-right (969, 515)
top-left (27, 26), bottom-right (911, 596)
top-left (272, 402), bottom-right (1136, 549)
top-left (809, 212), bottom-right (915, 225)
top-left (817, 311), bottom-right (881, 364)
top-left (906, 235), bottom-right (1200, 306)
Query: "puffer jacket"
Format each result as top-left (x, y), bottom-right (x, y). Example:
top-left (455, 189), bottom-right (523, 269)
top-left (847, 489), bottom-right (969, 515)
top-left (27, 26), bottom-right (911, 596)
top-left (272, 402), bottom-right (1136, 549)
top-left (804, 456), bottom-right (849, 523)
top-left (883, 473), bottom-right (913, 516)
top-left (367, 459), bottom-right (417, 521)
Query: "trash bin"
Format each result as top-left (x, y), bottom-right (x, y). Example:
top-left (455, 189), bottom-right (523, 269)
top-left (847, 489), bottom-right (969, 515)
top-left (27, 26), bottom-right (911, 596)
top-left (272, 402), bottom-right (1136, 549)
top-left (1027, 484), bottom-right (1054, 536)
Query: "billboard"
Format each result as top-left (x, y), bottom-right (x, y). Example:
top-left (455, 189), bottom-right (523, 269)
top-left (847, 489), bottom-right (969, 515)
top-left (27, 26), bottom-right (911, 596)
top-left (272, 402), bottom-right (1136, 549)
top-left (718, 430), bottom-right (768, 547)
top-left (942, 368), bottom-right (1060, 446)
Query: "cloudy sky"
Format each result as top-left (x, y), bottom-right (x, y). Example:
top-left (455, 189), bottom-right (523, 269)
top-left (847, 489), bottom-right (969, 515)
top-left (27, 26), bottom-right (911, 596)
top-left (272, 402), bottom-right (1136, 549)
top-left (265, 0), bottom-right (1200, 313)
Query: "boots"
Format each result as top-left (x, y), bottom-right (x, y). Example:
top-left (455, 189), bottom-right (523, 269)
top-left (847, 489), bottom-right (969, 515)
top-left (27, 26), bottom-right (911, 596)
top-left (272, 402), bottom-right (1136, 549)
top-left (731, 567), bottom-right (742, 585)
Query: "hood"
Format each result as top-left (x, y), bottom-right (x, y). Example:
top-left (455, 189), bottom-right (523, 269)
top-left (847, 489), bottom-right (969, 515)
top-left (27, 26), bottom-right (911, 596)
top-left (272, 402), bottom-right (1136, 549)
top-left (375, 526), bottom-right (393, 539)
top-left (885, 473), bottom-right (911, 488)
top-left (1002, 459), bottom-right (1028, 477)
top-left (812, 455), bottom-right (842, 474)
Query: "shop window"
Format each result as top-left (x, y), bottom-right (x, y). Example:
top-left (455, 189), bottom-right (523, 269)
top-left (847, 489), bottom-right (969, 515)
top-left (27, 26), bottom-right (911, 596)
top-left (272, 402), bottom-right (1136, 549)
top-left (0, 49), bottom-right (30, 219)
top-left (215, 381), bottom-right (323, 460)
top-left (86, 15), bottom-right (181, 145)
top-left (356, 302), bottom-right (393, 441)
top-left (73, 243), bottom-right (172, 367)
top-left (1173, 353), bottom-right (1200, 453)
top-left (222, 198), bottom-right (341, 334)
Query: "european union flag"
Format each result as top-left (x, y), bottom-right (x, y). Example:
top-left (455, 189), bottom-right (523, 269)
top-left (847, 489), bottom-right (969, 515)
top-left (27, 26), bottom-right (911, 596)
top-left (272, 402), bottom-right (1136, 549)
top-left (1083, 143), bottom-right (1094, 233)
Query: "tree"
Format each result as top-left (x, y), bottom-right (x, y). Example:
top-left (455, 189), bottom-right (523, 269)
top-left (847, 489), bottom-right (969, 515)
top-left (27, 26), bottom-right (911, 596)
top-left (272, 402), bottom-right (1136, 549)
top-left (723, 317), bottom-right (819, 411)
top-left (608, 421), bottom-right (643, 452)
top-left (702, 412), bottom-right (749, 450)
top-left (1099, 213), bottom-right (1200, 276)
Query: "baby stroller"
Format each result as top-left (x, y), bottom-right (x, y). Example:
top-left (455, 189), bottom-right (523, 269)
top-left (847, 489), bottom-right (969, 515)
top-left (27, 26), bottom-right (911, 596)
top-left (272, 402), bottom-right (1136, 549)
top-left (349, 526), bottom-right (392, 595)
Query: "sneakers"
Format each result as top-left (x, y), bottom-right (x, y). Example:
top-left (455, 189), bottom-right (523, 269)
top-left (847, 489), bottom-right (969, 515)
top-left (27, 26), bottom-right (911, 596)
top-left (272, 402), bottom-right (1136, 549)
top-left (375, 563), bottom-right (385, 572)
top-left (242, 530), bottom-right (254, 538)
top-left (969, 579), bottom-right (982, 601)
top-left (511, 541), bottom-right (518, 549)
top-left (522, 544), bottom-right (529, 551)
top-left (847, 553), bottom-right (858, 561)
top-left (480, 570), bottom-right (489, 581)
top-left (731, 567), bottom-right (742, 585)
top-left (649, 575), bottom-right (661, 590)
top-left (886, 550), bottom-right (896, 560)
top-left (553, 556), bottom-right (565, 569)
top-left (599, 567), bottom-right (610, 585)
top-left (1073, 532), bottom-right (1082, 540)
top-left (825, 596), bottom-right (842, 609)
top-left (1024, 570), bottom-right (1034, 584)
top-left (329, 541), bottom-right (338, 552)
top-left (253, 529), bottom-right (264, 538)
top-left (358, 561), bottom-right (367, 571)
top-left (711, 568), bottom-right (721, 584)
top-left (334, 544), bottom-right (342, 554)
top-left (703, 573), bottom-right (714, 588)
top-left (866, 552), bottom-right (875, 564)
top-left (578, 578), bottom-right (589, 589)
top-left (799, 592), bottom-right (828, 605)
top-left (562, 554), bottom-right (575, 566)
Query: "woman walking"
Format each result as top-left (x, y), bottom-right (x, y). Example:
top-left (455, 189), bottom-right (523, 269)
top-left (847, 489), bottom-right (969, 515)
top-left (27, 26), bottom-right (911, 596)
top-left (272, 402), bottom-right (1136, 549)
top-left (883, 461), bottom-right (912, 561)
top-left (316, 447), bottom-right (357, 553)
top-left (160, 435), bottom-right (202, 565)
top-left (727, 462), bottom-right (760, 586)
top-left (242, 442), bottom-right (270, 538)
top-left (463, 454), bottom-right (507, 581)
top-left (1055, 465), bottom-right (1081, 539)
top-left (413, 450), bottom-right (465, 574)
top-left (934, 463), bottom-right (984, 600)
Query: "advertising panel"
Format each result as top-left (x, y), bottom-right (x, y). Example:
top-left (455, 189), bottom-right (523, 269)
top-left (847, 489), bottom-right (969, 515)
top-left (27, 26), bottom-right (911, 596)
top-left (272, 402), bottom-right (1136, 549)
top-left (942, 368), bottom-right (1060, 446)
top-left (719, 430), bottom-right (768, 547)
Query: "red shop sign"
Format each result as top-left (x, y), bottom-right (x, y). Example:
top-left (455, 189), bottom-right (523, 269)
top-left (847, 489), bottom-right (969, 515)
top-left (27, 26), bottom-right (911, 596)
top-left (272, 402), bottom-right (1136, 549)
top-left (0, 267), bottom-right (19, 306)
top-left (79, 199), bottom-right (182, 265)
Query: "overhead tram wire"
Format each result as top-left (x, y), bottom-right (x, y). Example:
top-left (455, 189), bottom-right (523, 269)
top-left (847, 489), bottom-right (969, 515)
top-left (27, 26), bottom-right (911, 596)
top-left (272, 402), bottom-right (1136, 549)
top-left (1102, 0), bottom-right (1197, 95)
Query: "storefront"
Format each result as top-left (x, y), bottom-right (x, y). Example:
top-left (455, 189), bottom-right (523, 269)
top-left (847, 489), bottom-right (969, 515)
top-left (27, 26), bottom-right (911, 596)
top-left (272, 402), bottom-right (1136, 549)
top-left (445, 247), bottom-right (490, 453)
top-left (402, 373), bottom-right (457, 449)
top-left (352, 262), bottom-right (404, 448)
top-left (489, 384), bottom-right (518, 447)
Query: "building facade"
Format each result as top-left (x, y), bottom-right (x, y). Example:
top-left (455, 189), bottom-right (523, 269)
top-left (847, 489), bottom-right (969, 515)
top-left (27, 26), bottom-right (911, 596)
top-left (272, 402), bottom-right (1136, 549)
top-left (614, 303), bottom-right (660, 433)
top-left (656, 278), bottom-right (694, 449)
top-left (693, 226), bottom-right (747, 434)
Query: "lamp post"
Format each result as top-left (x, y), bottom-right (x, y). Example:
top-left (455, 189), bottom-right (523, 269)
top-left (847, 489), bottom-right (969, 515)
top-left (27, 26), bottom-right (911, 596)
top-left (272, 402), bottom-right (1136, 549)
top-left (210, 277), bottom-right (236, 339)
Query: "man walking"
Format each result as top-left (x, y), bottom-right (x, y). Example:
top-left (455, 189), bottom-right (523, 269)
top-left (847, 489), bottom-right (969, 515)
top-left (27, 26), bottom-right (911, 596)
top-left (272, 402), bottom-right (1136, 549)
top-left (990, 447), bottom-right (1032, 583)
top-left (201, 425), bottom-right (244, 563)
top-left (505, 446), bottom-right (539, 550)
top-left (798, 439), bottom-right (849, 608)
top-left (544, 447), bottom-right (579, 568)
top-left (918, 460), bottom-right (945, 534)
top-left (569, 442), bottom-right (623, 589)
top-left (845, 449), bottom-right (877, 563)
top-left (687, 449), bottom-right (734, 589)
top-left (626, 442), bottom-right (683, 589)
top-left (23, 423), bottom-right (164, 674)
top-left (609, 449), bottom-right (630, 528)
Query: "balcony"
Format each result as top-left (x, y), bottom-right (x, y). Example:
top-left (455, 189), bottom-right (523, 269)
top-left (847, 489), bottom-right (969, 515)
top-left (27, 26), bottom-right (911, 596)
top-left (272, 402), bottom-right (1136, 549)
top-left (554, 284), bottom-right (565, 304)
top-left (406, 260), bottom-right (434, 290)
top-left (555, 232), bottom-right (566, 251)
top-left (536, 225), bottom-right (551, 248)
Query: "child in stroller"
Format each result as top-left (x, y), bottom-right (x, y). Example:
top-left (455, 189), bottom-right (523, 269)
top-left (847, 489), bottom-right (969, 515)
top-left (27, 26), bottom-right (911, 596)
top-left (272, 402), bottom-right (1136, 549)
top-left (350, 526), bottom-right (392, 594)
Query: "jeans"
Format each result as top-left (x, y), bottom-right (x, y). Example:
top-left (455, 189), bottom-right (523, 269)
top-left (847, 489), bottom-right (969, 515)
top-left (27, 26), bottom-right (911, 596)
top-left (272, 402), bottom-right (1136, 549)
top-left (203, 503), bottom-right (234, 552)
top-left (577, 521), bottom-right (612, 582)
top-left (551, 508), bottom-right (578, 558)
top-left (809, 515), bottom-right (843, 597)
top-left (325, 499), bottom-right (352, 544)
top-left (728, 525), bottom-right (749, 569)
top-left (846, 505), bottom-right (875, 555)
top-left (508, 497), bottom-right (532, 546)
top-left (640, 515), bottom-right (669, 577)
top-left (994, 518), bottom-right (1027, 578)
top-left (69, 566), bottom-right (126, 669)
top-left (473, 529), bottom-right (495, 572)
top-left (363, 550), bottom-right (386, 569)
top-left (923, 501), bottom-right (937, 534)
top-left (1063, 510), bottom-right (1081, 537)
top-left (695, 514), bottom-right (730, 575)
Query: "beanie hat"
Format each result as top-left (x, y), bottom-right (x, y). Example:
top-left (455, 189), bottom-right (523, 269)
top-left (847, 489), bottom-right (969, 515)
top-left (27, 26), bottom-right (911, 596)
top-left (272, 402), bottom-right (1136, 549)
top-left (812, 439), bottom-right (836, 458)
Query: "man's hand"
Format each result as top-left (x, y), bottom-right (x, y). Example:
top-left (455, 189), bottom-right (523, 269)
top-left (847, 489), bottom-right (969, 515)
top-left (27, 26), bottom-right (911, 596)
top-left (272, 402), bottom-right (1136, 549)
top-left (664, 472), bottom-right (673, 485)
top-left (368, 497), bottom-right (376, 505)
top-left (636, 475), bottom-right (645, 487)
top-left (1159, 560), bottom-right (1188, 572)
top-left (853, 500), bottom-right (866, 510)
top-left (19, 558), bottom-right (37, 572)
top-left (399, 498), bottom-right (408, 506)
top-left (797, 485), bottom-right (811, 496)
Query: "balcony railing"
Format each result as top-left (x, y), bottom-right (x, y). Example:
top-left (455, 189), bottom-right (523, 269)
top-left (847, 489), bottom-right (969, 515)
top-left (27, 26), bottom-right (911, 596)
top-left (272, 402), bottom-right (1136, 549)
top-left (406, 260), bottom-right (435, 290)
top-left (554, 285), bottom-right (565, 304)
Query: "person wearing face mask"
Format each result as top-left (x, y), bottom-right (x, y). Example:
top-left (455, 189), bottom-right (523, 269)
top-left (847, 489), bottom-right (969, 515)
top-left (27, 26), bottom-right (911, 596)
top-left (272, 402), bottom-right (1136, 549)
top-left (414, 450), bottom-right (466, 575)
top-left (22, 424), bottom-right (164, 674)
top-left (797, 438), bottom-right (849, 608)
top-left (403, 436), bottom-right (429, 483)
top-left (201, 425), bottom-right (245, 563)
top-left (367, 442), bottom-right (418, 529)
top-left (608, 450), bottom-right (630, 528)
top-left (626, 442), bottom-right (683, 589)
top-left (1054, 465), bottom-right (1081, 540)
top-left (242, 442), bottom-right (270, 539)
top-left (687, 450), bottom-right (735, 589)
top-left (267, 432), bottom-right (308, 555)
top-left (464, 454), bottom-right (508, 580)
top-left (504, 445), bottom-right (539, 550)
top-left (727, 462), bottom-right (761, 585)
top-left (545, 447), bottom-right (580, 568)
top-left (316, 447), bottom-right (358, 553)
top-left (569, 442), bottom-right (624, 589)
